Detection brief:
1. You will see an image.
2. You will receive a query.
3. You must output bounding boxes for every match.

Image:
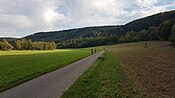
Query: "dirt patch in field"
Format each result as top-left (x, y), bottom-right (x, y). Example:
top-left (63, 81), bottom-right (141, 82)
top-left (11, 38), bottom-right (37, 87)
top-left (109, 42), bottom-right (175, 98)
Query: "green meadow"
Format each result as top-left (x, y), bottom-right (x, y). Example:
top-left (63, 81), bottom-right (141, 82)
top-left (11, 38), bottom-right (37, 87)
top-left (0, 49), bottom-right (90, 92)
top-left (61, 52), bottom-right (135, 98)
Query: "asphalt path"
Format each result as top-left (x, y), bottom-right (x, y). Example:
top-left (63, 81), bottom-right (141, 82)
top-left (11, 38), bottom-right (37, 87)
top-left (0, 51), bottom-right (104, 98)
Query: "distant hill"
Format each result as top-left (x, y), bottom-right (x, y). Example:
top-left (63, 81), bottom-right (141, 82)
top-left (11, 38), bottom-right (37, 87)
top-left (25, 26), bottom-right (122, 48)
top-left (0, 37), bottom-right (16, 41)
top-left (0, 37), bottom-right (16, 42)
top-left (0, 37), bottom-right (16, 46)
top-left (122, 10), bottom-right (175, 32)
top-left (2, 10), bottom-right (175, 48)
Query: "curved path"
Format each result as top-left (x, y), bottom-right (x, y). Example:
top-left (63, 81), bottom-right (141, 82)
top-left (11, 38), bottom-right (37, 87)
top-left (0, 51), bottom-right (104, 98)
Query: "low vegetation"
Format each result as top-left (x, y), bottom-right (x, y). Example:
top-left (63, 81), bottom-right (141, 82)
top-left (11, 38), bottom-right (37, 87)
top-left (0, 49), bottom-right (90, 92)
top-left (61, 52), bottom-right (138, 98)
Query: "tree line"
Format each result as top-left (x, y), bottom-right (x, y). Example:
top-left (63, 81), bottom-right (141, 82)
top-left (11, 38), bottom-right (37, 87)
top-left (120, 19), bottom-right (175, 45)
top-left (0, 39), bottom-right (57, 51)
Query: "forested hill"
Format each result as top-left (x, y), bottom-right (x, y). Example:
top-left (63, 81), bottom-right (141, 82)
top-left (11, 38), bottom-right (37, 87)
top-left (122, 10), bottom-right (175, 32)
top-left (25, 26), bottom-right (122, 48)
top-left (20, 10), bottom-right (175, 48)
top-left (0, 38), bottom-right (16, 43)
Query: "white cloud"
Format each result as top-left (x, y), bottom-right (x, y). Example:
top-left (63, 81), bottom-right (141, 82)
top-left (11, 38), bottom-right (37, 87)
top-left (0, 0), bottom-right (174, 37)
top-left (135, 0), bottom-right (158, 8)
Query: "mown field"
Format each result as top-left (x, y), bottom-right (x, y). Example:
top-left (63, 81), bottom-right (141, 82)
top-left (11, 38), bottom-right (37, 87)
top-left (62, 41), bottom-right (175, 98)
top-left (0, 49), bottom-right (91, 92)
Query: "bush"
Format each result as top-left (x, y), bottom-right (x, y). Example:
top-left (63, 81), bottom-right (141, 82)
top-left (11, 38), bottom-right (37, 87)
top-left (0, 39), bottom-right (14, 51)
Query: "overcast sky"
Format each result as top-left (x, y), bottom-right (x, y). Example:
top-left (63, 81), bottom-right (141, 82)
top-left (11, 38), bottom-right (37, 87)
top-left (0, 0), bottom-right (175, 38)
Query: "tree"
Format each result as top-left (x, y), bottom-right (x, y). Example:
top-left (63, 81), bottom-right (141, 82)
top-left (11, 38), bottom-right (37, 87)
top-left (15, 40), bottom-right (22, 50)
top-left (158, 20), bottom-right (173, 40)
top-left (28, 39), bottom-right (32, 50)
top-left (51, 42), bottom-right (57, 49)
top-left (170, 25), bottom-right (175, 45)
top-left (0, 39), bottom-right (14, 51)
top-left (147, 27), bottom-right (159, 40)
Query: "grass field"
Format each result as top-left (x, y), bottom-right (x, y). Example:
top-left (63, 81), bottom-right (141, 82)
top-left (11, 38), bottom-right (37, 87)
top-left (0, 49), bottom-right (91, 92)
top-left (61, 52), bottom-right (136, 98)
top-left (62, 41), bottom-right (175, 98)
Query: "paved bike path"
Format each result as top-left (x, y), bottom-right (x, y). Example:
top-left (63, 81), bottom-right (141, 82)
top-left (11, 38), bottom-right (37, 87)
top-left (0, 51), bottom-right (104, 98)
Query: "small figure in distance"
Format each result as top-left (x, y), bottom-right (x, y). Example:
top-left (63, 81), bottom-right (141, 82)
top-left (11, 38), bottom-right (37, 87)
top-left (144, 43), bottom-right (148, 48)
top-left (94, 48), bottom-right (97, 53)
top-left (103, 48), bottom-right (105, 51)
top-left (91, 49), bottom-right (94, 54)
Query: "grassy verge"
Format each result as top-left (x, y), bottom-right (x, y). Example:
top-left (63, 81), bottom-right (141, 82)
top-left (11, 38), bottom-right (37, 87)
top-left (61, 52), bottom-right (137, 98)
top-left (0, 49), bottom-right (90, 92)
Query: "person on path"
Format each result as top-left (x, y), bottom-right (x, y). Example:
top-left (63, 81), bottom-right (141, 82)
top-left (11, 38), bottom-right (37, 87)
top-left (94, 48), bottom-right (96, 53)
top-left (91, 49), bottom-right (94, 54)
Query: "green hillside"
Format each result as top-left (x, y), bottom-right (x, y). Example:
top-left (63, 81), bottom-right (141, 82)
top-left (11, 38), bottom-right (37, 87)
top-left (25, 26), bottom-right (122, 48)
top-left (123, 10), bottom-right (175, 32)
top-left (0, 38), bottom-right (16, 43)
top-left (2, 10), bottom-right (175, 48)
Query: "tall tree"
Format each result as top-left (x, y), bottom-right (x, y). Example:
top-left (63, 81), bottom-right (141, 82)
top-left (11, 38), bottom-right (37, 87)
top-left (15, 40), bottom-right (22, 50)
top-left (158, 20), bottom-right (173, 40)
top-left (147, 27), bottom-right (159, 40)
top-left (170, 25), bottom-right (175, 45)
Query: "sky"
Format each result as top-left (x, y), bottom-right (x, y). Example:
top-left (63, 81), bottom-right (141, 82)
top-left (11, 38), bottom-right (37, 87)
top-left (0, 0), bottom-right (175, 38)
